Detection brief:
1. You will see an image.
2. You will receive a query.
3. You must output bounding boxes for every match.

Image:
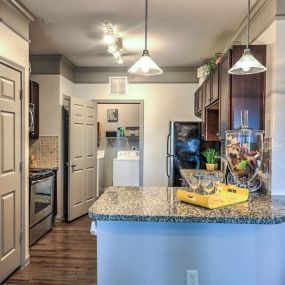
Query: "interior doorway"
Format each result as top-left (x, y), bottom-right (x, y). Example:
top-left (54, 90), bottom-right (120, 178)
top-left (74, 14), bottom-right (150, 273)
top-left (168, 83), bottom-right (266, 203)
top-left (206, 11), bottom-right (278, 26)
top-left (95, 100), bottom-right (144, 193)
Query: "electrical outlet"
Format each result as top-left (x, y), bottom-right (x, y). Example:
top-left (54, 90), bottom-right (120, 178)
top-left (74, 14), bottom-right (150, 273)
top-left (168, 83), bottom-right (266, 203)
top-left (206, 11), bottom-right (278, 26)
top-left (187, 270), bottom-right (198, 285)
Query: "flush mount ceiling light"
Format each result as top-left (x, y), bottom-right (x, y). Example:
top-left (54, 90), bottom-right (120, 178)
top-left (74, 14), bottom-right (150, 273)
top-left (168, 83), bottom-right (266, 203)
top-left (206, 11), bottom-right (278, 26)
top-left (128, 0), bottom-right (163, 76)
top-left (228, 0), bottom-right (266, 75)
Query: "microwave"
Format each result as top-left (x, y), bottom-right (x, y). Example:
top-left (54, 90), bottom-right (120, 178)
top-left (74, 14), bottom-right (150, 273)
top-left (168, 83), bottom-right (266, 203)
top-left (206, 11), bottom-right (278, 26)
top-left (29, 103), bottom-right (35, 134)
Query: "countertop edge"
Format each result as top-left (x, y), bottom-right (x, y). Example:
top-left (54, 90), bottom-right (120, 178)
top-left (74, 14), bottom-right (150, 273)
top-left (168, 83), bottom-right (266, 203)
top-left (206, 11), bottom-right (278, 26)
top-left (88, 211), bottom-right (285, 225)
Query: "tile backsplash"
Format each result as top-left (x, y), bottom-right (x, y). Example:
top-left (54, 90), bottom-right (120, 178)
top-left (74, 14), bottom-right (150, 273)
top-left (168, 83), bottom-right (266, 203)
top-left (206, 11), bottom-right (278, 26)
top-left (259, 137), bottom-right (272, 194)
top-left (29, 136), bottom-right (59, 168)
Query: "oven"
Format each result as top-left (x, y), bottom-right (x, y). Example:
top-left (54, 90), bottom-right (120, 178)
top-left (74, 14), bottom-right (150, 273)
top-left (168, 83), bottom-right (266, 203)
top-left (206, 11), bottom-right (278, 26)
top-left (29, 169), bottom-right (55, 246)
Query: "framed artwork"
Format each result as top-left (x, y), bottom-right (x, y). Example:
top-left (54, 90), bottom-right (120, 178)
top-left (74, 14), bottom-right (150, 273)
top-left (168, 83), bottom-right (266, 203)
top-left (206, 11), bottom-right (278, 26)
top-left (107, 109), bottom-right (118, 122)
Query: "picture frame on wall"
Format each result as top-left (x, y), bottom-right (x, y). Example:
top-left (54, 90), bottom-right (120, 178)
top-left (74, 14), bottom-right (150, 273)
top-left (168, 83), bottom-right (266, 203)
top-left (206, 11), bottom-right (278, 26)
top-left (107, 109), bottom-right (118, 122)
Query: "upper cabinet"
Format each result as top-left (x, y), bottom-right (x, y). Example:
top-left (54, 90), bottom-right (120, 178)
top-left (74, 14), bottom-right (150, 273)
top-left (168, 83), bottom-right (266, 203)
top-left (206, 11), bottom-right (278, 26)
top-left (29, 80), bottom-right (40, 139)
top-left (195, 45), bottom-right (266, 141)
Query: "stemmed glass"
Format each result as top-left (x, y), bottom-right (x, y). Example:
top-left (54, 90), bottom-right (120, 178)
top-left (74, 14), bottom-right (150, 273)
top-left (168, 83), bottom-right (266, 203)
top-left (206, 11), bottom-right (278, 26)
top-left (201, 174), bottom-right (215, 195)
top-left (187, 173), bottom-right (200, 193)
top-left (212, 171), bottom-right (224, 195)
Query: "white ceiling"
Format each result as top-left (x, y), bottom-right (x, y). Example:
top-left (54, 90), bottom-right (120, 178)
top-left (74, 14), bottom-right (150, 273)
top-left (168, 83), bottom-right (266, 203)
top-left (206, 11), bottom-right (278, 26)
top-left (20, 0), bottom-right (257, 68)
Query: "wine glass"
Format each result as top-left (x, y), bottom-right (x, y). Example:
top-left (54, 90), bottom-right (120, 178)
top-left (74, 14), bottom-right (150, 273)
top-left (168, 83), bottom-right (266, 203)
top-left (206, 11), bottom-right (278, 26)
top-left (201, 174), bottom-right (215, 195)
top-left (187, 173), bottom-right (200, 193)
top-left (212, 171), bottom-right (224, 195)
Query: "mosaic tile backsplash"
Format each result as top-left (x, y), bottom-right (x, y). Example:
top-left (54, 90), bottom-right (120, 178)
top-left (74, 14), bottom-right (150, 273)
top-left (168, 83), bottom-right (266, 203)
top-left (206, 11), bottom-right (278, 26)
top-left (29, 136), bottom-right (59, 168)
top-left (259, 137), bottom-right (272, 194)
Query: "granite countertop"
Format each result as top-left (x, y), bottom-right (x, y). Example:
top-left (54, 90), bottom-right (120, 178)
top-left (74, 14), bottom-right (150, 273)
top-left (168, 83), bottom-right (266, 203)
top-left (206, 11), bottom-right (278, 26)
top-left (89, 186), bottom-right (285, 225)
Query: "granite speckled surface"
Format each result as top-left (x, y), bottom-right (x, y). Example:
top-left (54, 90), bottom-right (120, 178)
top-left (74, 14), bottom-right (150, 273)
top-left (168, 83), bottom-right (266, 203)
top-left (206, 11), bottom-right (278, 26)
top-left (89, 186), bottom-right (285, 224)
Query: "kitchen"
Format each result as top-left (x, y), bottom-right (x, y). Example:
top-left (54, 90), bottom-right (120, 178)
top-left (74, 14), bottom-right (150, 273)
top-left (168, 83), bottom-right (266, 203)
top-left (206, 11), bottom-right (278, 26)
top-left (0, 0), bottom-right (285, 285)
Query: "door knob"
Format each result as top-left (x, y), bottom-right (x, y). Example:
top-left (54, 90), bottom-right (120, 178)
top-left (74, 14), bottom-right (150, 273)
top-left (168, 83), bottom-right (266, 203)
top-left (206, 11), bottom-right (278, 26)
top-left (71, 163), bottom-right (77, 170)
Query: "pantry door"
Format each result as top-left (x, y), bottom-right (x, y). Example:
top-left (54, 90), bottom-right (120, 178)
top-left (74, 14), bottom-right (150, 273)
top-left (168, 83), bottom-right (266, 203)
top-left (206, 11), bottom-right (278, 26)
top-left (68, 98), bottom-right (97, 221)
top-left (0, 62), bottom-right (22, 282)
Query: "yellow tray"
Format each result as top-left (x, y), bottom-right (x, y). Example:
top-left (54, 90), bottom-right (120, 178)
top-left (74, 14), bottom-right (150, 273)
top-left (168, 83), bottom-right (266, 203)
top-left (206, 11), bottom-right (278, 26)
top-left (176, 184), bottom-right (249, 209)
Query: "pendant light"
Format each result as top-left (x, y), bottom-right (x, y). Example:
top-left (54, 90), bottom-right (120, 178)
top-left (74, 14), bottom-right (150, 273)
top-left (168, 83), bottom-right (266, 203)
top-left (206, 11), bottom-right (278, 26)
top-left (128, 0), bottom-right (163, 76)
top-left (228, 0), bottom-right (266, 75)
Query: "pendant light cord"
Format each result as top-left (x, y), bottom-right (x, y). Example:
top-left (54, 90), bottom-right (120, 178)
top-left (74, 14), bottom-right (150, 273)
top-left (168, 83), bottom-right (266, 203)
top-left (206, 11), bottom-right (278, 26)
top-left (145, 0), bottom-right (148, 51)
top-left (247, 0), bottom-right (250, 48)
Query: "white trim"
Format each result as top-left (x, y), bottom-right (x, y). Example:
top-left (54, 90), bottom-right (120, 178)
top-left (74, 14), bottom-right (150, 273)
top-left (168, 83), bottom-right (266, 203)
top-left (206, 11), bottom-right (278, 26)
top-left (2, 0), bottom-right (34, 23)
top-left (222, 0), bottom-right (275, 52)
top-left (94, 99), bottom-right (144, 186)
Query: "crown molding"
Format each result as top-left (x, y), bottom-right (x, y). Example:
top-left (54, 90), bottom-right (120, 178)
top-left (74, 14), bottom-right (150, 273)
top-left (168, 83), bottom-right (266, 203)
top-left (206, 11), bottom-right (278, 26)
top-left (222, 0), bottom-right (275, 52)
top-left (2, 0), bottom-right (34, 23)
top-left (30, 54), bottom-right (198, 84)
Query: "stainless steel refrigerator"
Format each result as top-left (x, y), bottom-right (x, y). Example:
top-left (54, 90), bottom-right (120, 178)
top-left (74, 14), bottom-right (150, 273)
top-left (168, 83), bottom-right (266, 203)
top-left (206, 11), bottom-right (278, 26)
top-left (166, 121), bottom-right (201, 186)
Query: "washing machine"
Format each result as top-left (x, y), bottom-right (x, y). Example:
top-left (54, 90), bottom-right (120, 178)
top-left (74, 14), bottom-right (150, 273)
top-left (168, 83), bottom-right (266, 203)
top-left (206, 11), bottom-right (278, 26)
top-left (113, 151), bottom-right (140, 186)
top-left (97, 150), bottom-right (105, 197)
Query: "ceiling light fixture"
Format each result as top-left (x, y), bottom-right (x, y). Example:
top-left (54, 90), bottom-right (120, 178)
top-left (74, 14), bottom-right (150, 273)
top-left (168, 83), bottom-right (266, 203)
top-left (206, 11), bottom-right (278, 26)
top-left (128, 0), bottom-right (163, 76)
top-left (228, 0), bottom-right (266, 75)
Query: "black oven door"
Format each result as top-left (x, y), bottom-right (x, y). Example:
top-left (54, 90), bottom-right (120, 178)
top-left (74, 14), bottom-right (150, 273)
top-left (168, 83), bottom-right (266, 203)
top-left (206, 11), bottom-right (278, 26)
top-left (30, 174), bottom-right (54, 228)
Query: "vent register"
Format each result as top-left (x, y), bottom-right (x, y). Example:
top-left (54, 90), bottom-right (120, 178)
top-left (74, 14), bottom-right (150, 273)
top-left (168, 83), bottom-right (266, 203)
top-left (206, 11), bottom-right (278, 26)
top-left (109, 77), bottom-right (127, 95)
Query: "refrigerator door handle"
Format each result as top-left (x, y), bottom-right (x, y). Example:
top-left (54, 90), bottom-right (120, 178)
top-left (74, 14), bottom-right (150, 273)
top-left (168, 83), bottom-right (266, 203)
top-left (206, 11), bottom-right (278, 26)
top-left (167, 133), bottom-right (171, 155)
top-left (166, 154), bottom-right (172, 177)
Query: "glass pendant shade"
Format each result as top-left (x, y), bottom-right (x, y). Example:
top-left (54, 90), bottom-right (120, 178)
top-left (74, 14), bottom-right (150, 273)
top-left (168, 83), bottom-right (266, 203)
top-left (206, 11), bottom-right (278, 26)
top-left (128, 50), bottom-right (163, 76)
top-left (228, 48), bottom-right (266, 75)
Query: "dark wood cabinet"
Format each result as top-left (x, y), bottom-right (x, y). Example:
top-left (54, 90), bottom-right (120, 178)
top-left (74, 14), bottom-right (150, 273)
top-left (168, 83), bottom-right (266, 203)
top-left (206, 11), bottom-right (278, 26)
top-left (230, 45), bottom-right (266, 130)
top-left (204, 76), bottom-right (211, 107)
top-left (29, 80), bottom-right (39, 139)
top-left (219, 51), bottom-right (231, 139)
top-left (219, 45), bottom-right (266, 139)
top-left (194, 45), bottom-right (266, 141)
top-left (211, 67), bottom-right (219, 102)
top-left (194, 86), bottom-right (203, 117)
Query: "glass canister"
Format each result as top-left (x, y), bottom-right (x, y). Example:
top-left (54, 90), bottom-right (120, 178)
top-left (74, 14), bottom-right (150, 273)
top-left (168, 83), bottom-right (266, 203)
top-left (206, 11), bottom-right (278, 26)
top-left (225, 110), bottom-right (264, 190)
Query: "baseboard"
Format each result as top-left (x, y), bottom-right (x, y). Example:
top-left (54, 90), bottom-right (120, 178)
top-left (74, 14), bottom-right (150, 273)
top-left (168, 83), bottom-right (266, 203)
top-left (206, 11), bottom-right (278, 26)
top-left (54, 216), bottom-right (64, 223)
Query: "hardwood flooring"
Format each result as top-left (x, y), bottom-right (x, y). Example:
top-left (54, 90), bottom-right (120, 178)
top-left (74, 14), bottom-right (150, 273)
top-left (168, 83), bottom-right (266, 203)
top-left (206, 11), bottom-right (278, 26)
top-left (4, 215), bottom-right (97, 285)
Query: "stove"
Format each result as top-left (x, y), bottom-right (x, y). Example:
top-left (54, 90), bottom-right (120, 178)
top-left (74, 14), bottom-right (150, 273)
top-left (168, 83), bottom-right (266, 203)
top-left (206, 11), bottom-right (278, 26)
top-left (29, 169), bottom-right (54, 180)
top-left (29, 168), bottom-right (55, 246)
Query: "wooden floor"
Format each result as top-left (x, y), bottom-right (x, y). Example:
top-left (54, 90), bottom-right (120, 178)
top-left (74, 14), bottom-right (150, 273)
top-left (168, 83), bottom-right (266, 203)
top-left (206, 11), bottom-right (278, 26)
top-left (4, 215), bottom-right (97, 285)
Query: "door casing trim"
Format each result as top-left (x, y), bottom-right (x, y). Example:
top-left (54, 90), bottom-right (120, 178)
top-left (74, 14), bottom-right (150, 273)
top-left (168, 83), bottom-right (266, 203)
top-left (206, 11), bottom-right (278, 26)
top-left (93, 99), bottom-right (144, 185)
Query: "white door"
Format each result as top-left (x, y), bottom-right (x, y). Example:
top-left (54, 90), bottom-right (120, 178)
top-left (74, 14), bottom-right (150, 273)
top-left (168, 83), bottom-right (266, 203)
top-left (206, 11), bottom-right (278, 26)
top-left (68, 98), bottom-right (97, 221)
top-left (0, 63), bottom-right (21, 282)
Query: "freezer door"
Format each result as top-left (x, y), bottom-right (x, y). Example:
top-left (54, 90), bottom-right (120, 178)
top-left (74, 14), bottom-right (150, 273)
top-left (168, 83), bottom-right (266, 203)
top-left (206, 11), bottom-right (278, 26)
top-left (167, 155), bottom-right (174, 186)
top-left (169, 121), bottom-right (201, 186)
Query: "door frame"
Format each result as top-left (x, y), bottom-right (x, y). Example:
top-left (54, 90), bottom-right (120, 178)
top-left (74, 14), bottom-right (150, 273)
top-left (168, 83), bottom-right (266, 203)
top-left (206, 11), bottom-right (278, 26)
top-left (94, 99), bottom-right (144, 186)
top-left (0, 56), bottom-right (28, 269)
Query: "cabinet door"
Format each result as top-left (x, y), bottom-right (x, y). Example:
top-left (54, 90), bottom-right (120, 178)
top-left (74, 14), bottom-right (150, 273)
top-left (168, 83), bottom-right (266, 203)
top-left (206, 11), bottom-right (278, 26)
top-left (29, 80), bottom-right (39, 139)
top-left (212, 67), bottom-right (219, 102)
top-left (219, 52), bottom-right (231, 139)
top-left (204, 76), bottom-right (211, 107)
top-left (194, 89), bottom-right (199, 116)
top-left (194, 87), bottom-right (203, 116)
top-left (231, 45), bottom-right (265, 130)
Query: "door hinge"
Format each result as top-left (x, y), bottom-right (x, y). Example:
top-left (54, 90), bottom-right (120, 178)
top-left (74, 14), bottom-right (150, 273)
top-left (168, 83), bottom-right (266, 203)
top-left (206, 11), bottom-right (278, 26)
top-left (19, 161), bottom-right (23, 172)
top-left (19, 90), bottom-right (23, 100)
top-left (19, 230), bottom-right (24, 242)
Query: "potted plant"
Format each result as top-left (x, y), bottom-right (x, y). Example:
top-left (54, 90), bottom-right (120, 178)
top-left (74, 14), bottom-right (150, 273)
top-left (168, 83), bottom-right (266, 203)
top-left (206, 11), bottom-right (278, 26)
top-left (201, 148), bottom-right (220, 171)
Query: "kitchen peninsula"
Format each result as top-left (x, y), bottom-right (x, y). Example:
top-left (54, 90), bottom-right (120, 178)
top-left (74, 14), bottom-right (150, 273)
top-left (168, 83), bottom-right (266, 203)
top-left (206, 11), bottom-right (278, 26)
top-left (89, 186), bottom-right (285, 285)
